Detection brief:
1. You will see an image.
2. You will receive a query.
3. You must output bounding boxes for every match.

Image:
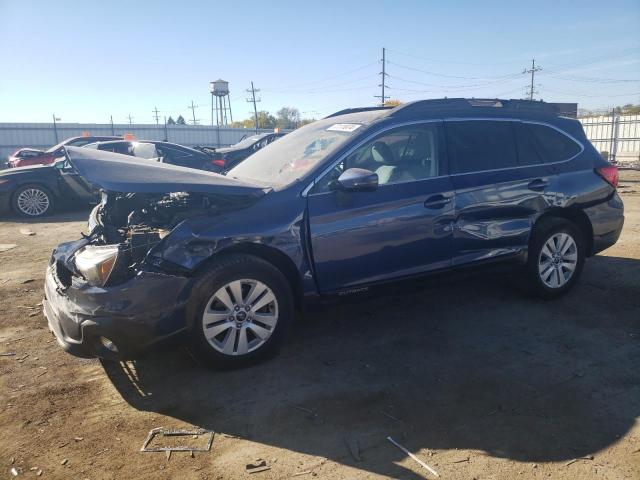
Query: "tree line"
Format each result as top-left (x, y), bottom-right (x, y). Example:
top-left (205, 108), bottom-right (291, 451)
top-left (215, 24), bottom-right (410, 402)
top-left (164, 107), bottom-right (316, 129)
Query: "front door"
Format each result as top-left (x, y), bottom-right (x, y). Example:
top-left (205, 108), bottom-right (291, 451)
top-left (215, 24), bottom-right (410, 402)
top-left (307, 122), bottom-right (455, 293)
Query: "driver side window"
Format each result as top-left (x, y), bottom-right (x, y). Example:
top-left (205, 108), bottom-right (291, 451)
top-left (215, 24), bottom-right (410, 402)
top-left (312, 123), bottom-right (442, 193)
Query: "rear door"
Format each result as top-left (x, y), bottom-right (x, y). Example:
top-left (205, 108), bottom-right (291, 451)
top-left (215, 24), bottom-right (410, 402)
top-left (307, 121), bottom-right (455, 292)
top-left (445, 119), bottom-right (557, 266)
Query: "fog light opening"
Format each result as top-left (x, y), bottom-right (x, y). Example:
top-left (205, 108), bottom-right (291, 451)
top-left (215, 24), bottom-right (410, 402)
top-left (99, 336), bottom-right (119, 354)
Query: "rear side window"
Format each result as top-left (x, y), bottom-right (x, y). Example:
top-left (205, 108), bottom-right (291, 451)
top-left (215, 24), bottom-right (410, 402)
top-left (515, 123), bottom-right (543, 166)
top-left (132, 143), bottom-right (158, 159)
top-left (446, 120), bottom-right (518, 174)
top-left (524, 123), bottom-right (581, 162)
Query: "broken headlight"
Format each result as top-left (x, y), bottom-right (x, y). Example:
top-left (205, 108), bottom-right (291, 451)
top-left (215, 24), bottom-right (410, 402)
top-left (74, 245), bottom-right (120, 287)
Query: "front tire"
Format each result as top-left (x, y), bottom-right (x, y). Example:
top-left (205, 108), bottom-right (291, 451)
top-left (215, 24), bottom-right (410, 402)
top-left (12, 184), bottom-right (55, 217)
top-left (526, 218), bottom-right (585, 299)
top-left (187, 254), bottom-right (294, 369)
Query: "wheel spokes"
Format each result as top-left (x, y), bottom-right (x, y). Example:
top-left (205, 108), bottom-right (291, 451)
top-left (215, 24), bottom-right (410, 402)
top-left (202, 279), bottom-right (278, 356)
top-left (228, 280), bottom-right (244, 305)
top-left (252, 291), bottom-right (276, 312)
top-left (203, 311), bottom-right (230, 325)
top-left (204, 320), bottom-right (233, 340)
top-left (538, 232), bottom-right (579, 289)
top-left (221, 328), bottom-right (238, 354)
top-left (236, 328), bottom-right (249, 355)
top-left (253, 312), bottom-right (277, 327)
top-left (248, 323), bottom-right (271, 340)
top-left (215, 287), bottom-right (235, 311)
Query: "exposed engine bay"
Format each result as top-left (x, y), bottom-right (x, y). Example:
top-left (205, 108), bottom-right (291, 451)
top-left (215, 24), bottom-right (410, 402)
top-left (76, 191), bottom-right (255, 286)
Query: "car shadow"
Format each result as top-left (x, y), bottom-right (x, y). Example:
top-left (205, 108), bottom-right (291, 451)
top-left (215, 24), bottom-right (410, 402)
top-left (102, 255), bottom-right (640, 478)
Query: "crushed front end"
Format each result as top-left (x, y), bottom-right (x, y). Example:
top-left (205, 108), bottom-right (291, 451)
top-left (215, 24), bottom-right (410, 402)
top-left (43, 189), bottom-right (254, 359)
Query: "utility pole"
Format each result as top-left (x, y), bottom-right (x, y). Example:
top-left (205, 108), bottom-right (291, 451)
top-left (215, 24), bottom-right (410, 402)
top-left (52, 114), bottom-right (59, 143)
top-left (110, 115), bottom-right (115, 135)
top-left (163, 116), bottom-right (168, 142)
top-left (127, 114), bottom-right (133, 125)
top-left (374, 47), bottom-right (389, 106)
top-left (188, 100), bottom-right (198, 125)
top-left (153, 106), bottom-right (160, 124)
top-left (246, 81), bottom-right (261, 134)
top-left (523, 59), bottom-right (542, 101)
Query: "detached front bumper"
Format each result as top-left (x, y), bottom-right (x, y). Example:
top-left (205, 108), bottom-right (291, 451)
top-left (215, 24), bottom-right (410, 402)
top-left (43, 253), bottom-right (193, 360)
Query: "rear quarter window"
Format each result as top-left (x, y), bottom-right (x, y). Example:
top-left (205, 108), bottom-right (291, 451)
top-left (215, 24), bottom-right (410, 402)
top-left (524, 123), bottom-right (581, 162)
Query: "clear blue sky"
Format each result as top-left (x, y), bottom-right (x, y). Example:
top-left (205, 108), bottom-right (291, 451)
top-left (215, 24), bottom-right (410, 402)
top-left (1, 0), bottom-right (639, 124)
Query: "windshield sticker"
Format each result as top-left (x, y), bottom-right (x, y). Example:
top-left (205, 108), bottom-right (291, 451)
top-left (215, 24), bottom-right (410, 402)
top-left (326, 123), bottom-right (362, 133)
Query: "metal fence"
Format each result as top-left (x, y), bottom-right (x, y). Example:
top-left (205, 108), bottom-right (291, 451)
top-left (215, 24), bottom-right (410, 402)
top-left (579, 114), bottom-right (640, 165)
top-left (2, 115), bottom-right (639, 167)
top-left (0, 122), bottom-right (280, 165)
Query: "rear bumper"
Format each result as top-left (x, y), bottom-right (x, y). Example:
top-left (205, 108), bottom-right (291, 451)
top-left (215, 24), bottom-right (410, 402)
top-left (585, 191), bottom-right (625, 255)
top-left (43, 257), bottom-right (192, 360)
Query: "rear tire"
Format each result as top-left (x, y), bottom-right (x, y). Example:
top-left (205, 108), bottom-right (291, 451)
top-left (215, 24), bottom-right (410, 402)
top-left (11, 184), bottom-right (55, 217)
top-left (186, 254), bottom-right (294, 369)
top-left (526, 217), bottom-right (585, 299)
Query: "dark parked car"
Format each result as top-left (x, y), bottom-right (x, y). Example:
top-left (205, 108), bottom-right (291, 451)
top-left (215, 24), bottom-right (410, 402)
top-left (43, 98), bottom-right (623, 368)
top-left (8, 136), bottom-right (121, 168)
top-left (0, 159), bottom-right (96, 217)
top-left (199, 132), bottom-right (285, 171)
top-left (85, 140), bottom-right (216, 171)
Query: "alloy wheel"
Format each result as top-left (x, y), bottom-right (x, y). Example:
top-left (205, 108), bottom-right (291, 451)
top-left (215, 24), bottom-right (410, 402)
top-left (537, 232), bottom-right (578, 289)
top-left (201, 279), bottom-right (279, 356)
top-left (17, 188), bottom-right (50, 216)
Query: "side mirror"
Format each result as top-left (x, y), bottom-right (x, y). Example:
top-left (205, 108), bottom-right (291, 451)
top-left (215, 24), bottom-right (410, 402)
top-left (336, 168), bottom-right (378, 192)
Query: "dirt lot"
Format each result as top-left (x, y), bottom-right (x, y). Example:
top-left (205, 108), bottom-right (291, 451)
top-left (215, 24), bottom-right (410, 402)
top-left (1, 172), bottom-right (639, 480)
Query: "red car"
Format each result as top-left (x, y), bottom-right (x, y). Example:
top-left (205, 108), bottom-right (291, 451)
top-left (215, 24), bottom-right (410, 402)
top-left (8, 136), bottom-right (121, 168)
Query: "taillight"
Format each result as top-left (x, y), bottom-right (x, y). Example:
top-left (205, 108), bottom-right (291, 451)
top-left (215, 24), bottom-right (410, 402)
top-left (211, 158), bottom-right (225, 167)
top-left (596, 166), bottom-right (619, 188)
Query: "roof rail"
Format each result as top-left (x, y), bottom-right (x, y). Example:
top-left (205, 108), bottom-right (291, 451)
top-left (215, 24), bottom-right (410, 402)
top-left (390, 98), bottom-right (577, 118)
top-left (324, 106), bottom-right (392, 119)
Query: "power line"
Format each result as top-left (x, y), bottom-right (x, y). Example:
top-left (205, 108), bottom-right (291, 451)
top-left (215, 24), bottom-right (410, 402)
top-left (541, 71), bottom-right (640, 83)
top-left (374, 47), bottom-right (389, 106)
top-left (387, 60), bottom-right (522, 81)
top-left (523, 59), bottom-right (542, 100)
top-left (262, 61), bottom-right (378, 92)
top-left (268, 74), bottom-right (378, 94)
top-left (152, 106), bottom-right (160, 124)
top-left (246, 81), bottom-right (261, 134)
top-left (385, 47), bottom-right (524, 67)
top-left (542, 88), bottom-right (640, 98)
top-left (388, 74), bottom-right (521, 90)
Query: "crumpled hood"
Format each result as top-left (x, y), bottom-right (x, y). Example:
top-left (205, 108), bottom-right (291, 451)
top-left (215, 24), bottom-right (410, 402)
top-left (65, 146), bottom-right (268, 196)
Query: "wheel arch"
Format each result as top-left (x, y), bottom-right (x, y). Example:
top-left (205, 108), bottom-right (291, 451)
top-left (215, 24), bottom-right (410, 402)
top-left (13, 180), bottom-right (60, 200)
top-left (532, 208), bottom-right (594, 256)
top-left (195, 242), bottom-right (304, 310)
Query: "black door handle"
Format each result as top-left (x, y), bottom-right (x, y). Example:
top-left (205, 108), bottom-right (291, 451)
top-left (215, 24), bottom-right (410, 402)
top-left (424, 194), bottom-right (452, 209)
top-left (528, 179), bottom-right (549, 191)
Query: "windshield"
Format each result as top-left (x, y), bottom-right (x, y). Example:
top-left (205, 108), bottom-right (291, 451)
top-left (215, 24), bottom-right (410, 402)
top-left (46, 139), bottom-right (70, 153)
top-left (230, 134), bottom-right (268, 149)
top-left (227, 114), bottom-right (380, 186)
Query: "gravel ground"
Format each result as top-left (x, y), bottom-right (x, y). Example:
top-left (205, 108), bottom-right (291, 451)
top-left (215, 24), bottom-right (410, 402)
top-left (1, 171), bottom-right (639, 480)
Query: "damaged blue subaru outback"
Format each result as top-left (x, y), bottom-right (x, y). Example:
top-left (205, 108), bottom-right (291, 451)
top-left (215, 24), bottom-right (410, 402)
top-left (44, 99), bottom-right (624, 368)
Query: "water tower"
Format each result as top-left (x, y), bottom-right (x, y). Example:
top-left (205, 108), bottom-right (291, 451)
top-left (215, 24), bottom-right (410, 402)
top-left (210, 79), bottom-right (233, 127)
